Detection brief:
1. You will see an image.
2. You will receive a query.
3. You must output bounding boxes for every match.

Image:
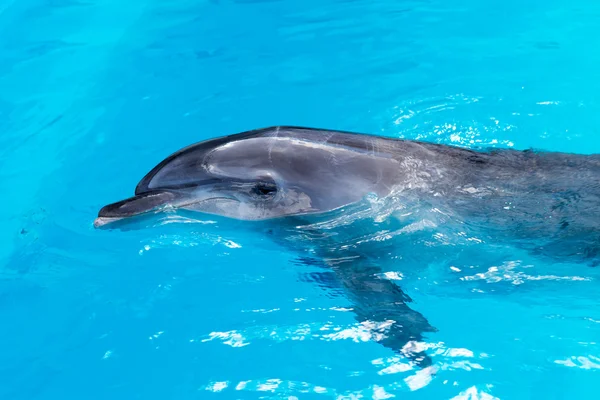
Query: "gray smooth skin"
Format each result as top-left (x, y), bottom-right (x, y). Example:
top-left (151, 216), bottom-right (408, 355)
top-left (95, 125), bottom-right (600, 367)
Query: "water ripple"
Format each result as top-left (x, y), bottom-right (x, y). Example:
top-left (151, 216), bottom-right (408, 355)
top-left (555, 355), bottom-right (600, 370)
top-left (460, 260), bottom-right (591, 286)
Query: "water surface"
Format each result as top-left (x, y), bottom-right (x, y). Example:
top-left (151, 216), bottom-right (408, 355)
top-left (1, 0), bottom-right (600, 398)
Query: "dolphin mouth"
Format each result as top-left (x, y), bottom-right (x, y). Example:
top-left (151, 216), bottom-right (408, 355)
top-left (93, 188), bottom-right (240, 229)
top-left (94, 190), bottom-right (181, 229)
top-left (94, 216), bottom-right (125, 228)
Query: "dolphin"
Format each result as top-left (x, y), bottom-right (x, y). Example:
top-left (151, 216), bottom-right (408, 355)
top-left (95, 125), bottom-right (600, 261)
top-left (95, 125), bottom-right (600, 366)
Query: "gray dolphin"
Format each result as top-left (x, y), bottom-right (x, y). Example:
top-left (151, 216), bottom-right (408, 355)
top-left (95, 125), bottom-right (600, 261)
top-left (95, 125), bottom-right (600, 367)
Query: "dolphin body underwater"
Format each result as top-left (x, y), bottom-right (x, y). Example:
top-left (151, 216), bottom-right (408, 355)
top-left (95, 126), bottom-right (600, 367)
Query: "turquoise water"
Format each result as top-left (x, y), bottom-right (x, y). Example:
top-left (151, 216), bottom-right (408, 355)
top-left (2, 0), bottom-right (600, 398)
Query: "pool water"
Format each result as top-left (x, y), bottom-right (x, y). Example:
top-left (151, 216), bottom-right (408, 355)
top-left (2, 0), bottom-right (600, 398)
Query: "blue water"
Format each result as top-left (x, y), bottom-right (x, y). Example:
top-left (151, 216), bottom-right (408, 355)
top-left (2, 0), bottom-right (600, 398)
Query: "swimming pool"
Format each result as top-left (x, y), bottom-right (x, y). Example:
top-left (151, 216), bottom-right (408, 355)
top-left (1, 0), bottom-right (600, 398)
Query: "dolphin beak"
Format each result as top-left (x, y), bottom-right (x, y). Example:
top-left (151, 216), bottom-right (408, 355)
top-left (94, 190), bottom-right (180, 229)
top-left (93, 216), bottom-right (124, 228)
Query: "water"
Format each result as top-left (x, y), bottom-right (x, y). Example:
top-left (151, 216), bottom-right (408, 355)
top-left (2, 0), bottom-right (600, 398)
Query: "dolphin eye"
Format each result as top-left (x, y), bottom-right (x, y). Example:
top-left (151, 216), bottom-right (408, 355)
top-left (252, 181), bottom-right (277, 197)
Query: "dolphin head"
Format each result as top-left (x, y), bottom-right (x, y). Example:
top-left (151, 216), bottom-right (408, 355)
top-left (94, 126), bottom-right (401, 228)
